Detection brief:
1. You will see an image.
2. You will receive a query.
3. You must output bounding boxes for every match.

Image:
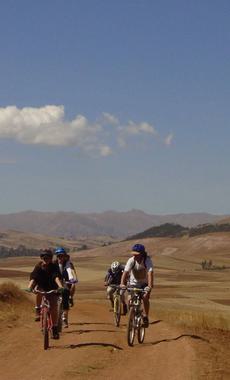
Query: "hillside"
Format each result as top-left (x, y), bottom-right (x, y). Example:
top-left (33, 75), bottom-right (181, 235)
top-left (126, 222), bottom-right (230, 240)
top-left (0, 229), bottom-right (117, 258)
top-left (0, 210), bottom-right (225, 238)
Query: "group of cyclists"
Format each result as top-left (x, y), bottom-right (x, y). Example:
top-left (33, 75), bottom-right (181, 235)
top-left (27, 242), bottom-right (154, 340)
top-left (27, 247), bottom-right (78, 339)
top-left (104, 243), bottom-right (154, 327)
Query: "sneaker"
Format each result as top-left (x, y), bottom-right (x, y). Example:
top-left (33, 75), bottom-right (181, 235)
top-left (123, 303), bottom-right (128, 315)
top-left (142, 316), bottom-right (149, 328)
top-left (52, 326), bottom-right (60, 339)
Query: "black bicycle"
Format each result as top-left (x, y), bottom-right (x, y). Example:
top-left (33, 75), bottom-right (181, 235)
top-left (126, 287), bottom-right (146, 346)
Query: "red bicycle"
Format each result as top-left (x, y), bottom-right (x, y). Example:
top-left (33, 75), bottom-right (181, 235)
top-left (34, 289), bottom-right (58, 350)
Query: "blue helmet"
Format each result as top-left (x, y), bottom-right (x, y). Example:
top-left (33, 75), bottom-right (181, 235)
top-left (132, 243), bottom-right (146, 254)
top-left (55, 247), bottom-right (66, 256)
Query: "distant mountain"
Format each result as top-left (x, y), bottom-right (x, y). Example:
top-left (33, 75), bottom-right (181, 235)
top-left (0, 210), bottom-right (225, 238)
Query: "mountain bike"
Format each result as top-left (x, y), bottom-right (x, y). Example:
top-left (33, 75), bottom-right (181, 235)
top-left (34, 289), bottom-right (58, 350)
top-left (110, 285), bottom-right (122, 327)
top-left (126, 287), bottom-right (146, 346)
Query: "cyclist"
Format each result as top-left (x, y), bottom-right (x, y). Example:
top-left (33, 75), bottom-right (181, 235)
top-left (55, 247), bottom-right (78, 327)
top-left (104, 261), bottom-right (127, 315)
top-left (27, 248), bottom-right (64, 339)
top-left (120, 243), bottom-right (154, 327)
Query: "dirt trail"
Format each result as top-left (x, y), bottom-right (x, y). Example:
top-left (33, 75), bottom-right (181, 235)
top-left (0, 300), bottom-right (207, 380)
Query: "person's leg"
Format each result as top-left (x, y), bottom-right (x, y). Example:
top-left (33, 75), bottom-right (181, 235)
top-left (120, 290), bottom-right (127, 315)
top-left (62, 288), bottom-right (70, 327)
top-left (35, 293), bottom-right (42, 321)
top-left (107, 286), bottom-right (114, 308)
top-left (69, 284), bottom-right (75, 306)
top-left (48, 294), bottom-right (59, 338)
top-left (142, 292), bottom-right (150, 327)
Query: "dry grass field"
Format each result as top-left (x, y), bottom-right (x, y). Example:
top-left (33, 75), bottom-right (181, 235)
top-left (0, 232), bottom-right (229, 379)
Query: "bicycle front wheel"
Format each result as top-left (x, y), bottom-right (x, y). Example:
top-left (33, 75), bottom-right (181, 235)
top-left (113, 296), bottom-right (121, 327)
top-left (42, 308), bottom-right (49, 350)
top-left (137, 318), bottom-right (145, 344)
top-left (127, 307), bottom-right (135, 346)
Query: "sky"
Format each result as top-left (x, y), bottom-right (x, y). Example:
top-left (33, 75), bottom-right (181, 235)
top-left (0, 0), bottom-right (229, 215)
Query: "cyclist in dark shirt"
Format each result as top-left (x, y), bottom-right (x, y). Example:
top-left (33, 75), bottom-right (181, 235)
top-left (104, 261), bottom-right (127, 315)
top-left (27, 248), bottom-right (63, 339)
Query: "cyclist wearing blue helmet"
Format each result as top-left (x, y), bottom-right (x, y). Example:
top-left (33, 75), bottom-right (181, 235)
top-left (55, 247), bottom-right (78, 327)
top-left (120, 243), bottom-right (154, 327)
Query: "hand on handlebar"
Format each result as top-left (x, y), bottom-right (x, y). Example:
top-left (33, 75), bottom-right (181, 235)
top-left (25, 288), bottom-right (33, 293)
top-left (57, 287), bottom-right (65, 295)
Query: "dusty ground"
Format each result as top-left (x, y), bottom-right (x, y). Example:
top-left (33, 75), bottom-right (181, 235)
top-left (0, 296), bottom-right (229, 380)
top-left (0, 233), bottom-right (230, 380)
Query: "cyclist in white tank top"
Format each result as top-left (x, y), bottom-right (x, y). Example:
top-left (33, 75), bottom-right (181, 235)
top-left (120, 243), bottom-right (154, 327)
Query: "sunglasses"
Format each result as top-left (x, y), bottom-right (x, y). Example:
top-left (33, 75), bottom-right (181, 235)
top-left (42, 255), bottom-right (52, 260)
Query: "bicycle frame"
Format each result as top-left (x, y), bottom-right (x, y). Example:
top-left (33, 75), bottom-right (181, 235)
top-left (35, 289), bottom-right (57, 350)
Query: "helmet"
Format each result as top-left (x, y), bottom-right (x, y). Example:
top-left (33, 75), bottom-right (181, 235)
top-left (40, 248), bottom-right (53, 258)
top-left (132, 243), bottom-right (146, 255)
top-left (55, 247), bottom-right (66, 256)
top-left (111, 261), bottom-right (120, 273)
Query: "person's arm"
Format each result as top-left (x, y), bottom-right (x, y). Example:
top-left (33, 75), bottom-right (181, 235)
top-left (120, 271), bottom-right (129, 286)
top-left (55, 276), bottom-right (63, 288)
top-left (27, 279), bottom-right (35, 291)
top-left (147, 270), bottom-right (154, 289)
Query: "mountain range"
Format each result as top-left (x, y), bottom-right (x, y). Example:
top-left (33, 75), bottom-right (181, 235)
top-left (0, 210), bottom-right (226, 239)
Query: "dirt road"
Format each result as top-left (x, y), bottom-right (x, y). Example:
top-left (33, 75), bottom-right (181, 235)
top-left (0, 299), bottom-right (213, 380)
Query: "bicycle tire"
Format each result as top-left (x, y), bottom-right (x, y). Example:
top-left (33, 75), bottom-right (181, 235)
top-left (127, 307), bottom-right (135, 346)
top-left (137, 319), bottom-right (145, 344)
top-left (43, 308), bottom-right (49, 350)
top-left (113, 295), bottom-right (121, 327)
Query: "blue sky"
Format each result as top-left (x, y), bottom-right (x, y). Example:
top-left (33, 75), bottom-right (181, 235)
top-left (0, 0), bottom-right (229, 214)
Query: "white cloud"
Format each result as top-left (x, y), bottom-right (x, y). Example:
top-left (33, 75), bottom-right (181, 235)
top-left (117, 120), bottom-right (158, 147)
top-left (124, 121), bottom-right (157, 135)
top-left (0, 105), bottom-right (107, 155)
top-left (0, 105), bottom-right (173, 156)
top-left (164, 133), bottom-right (174, 146)
top-left (102, 112), bottom-right (119, 125)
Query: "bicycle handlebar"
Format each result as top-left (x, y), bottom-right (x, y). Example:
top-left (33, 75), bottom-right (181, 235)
top-left (110, 284), bottom-right (122, 289)
top-left (126, 287), bottom-right (146, 293)
top-left (33, 289), bottom-right (59, 295)
top-left (64, 280), bottom-right (78, 285)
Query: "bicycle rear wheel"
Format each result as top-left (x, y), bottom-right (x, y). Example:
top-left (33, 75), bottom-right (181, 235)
top-left (42, 308), bottom-right (49, 350)
top-left (127, 307), bottom-right (135, 346)
top-left (113, 296), bottom-right (121, 327)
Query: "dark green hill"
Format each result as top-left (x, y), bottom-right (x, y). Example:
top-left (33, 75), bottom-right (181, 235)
top-left (126, 222), bottom-right (230, 241)
top-left (126, 223), bottom-right (189, 240)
